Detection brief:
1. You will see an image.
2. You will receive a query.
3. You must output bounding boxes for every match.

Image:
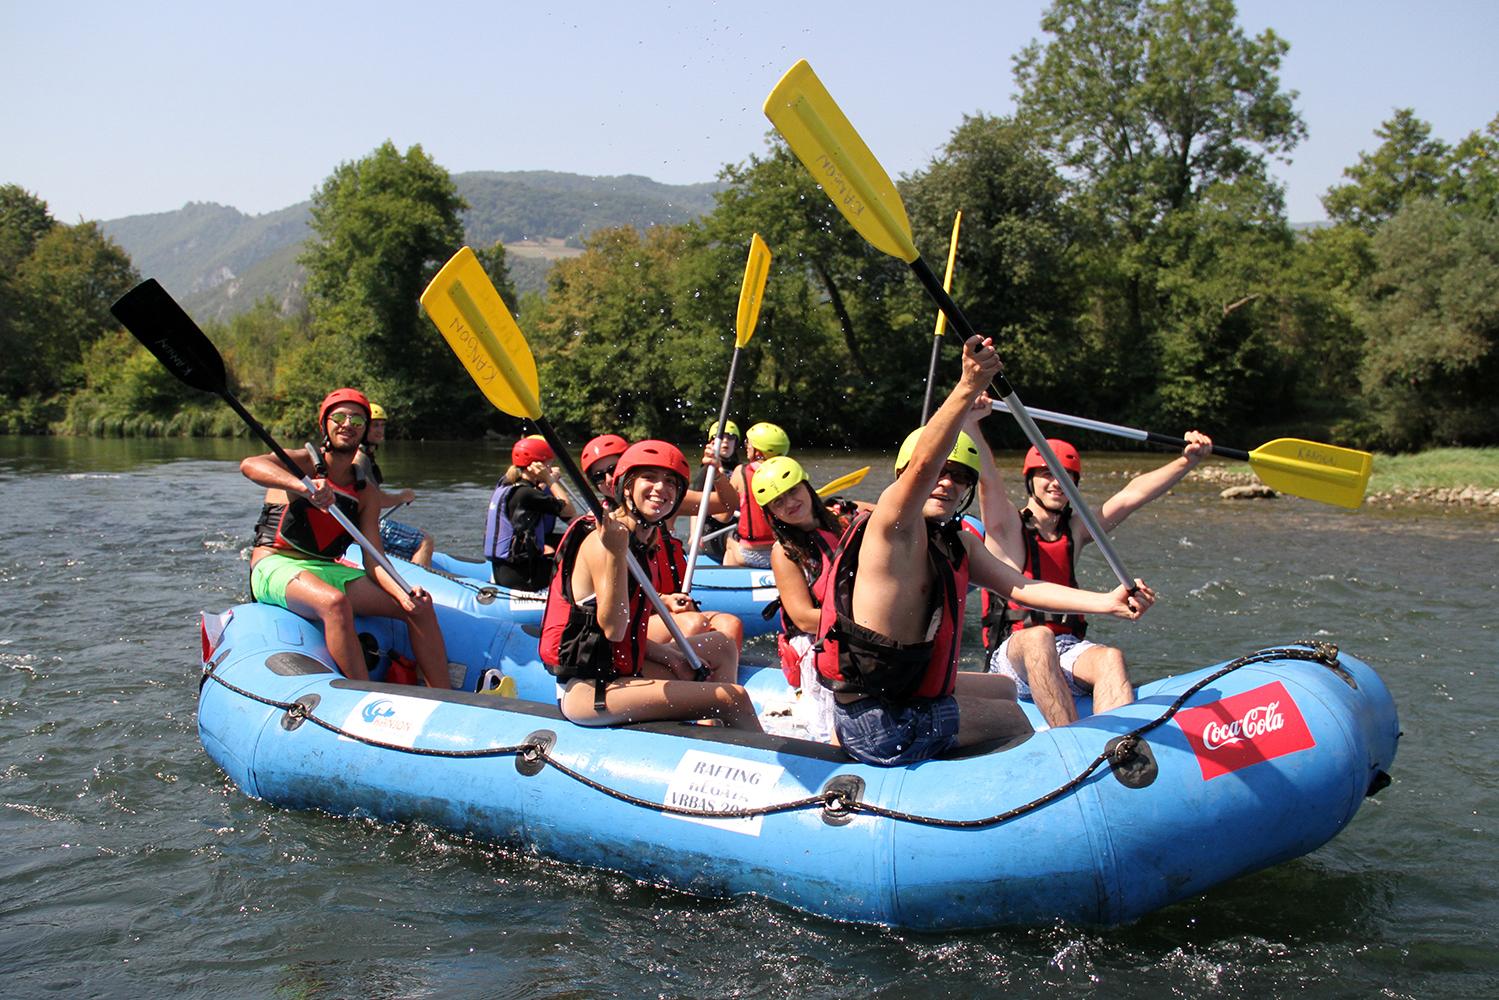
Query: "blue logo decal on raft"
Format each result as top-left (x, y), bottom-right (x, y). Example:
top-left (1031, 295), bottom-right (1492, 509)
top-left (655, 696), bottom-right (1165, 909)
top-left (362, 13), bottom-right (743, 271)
top-left (362, 699), bottom-right (397, 723)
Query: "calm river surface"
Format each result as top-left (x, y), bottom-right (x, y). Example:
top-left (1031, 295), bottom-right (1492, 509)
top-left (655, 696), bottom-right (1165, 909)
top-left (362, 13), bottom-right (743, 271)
top-left (2, 435), bottom-right (1495, 998)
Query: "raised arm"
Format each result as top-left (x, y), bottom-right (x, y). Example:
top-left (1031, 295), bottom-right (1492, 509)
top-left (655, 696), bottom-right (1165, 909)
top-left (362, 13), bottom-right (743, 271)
top-left (869, 336), bottom-right (1000, 540)
top-left (965, 394), bottom-right (1024, 572)
top-left (1083, 431), bottom-right (1214, 543)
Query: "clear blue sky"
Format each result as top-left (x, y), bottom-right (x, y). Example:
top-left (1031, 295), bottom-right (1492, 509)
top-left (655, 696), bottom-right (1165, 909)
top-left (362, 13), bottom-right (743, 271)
top-left (3, 1), bottom-right (1495, 226)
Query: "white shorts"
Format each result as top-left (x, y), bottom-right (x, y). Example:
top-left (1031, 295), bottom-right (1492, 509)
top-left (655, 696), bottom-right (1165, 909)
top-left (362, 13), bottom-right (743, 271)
top-left (787, 633), bottom-right (836, 744)
top-left (988, 631), bottom-right (1095, 701)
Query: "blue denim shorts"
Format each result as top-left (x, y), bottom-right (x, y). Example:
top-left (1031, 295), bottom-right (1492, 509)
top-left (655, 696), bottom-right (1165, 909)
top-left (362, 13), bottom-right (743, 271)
top-left (834, 695), bottom-right (960, 766)
top-left (379, 518), bottom-right (426, 559)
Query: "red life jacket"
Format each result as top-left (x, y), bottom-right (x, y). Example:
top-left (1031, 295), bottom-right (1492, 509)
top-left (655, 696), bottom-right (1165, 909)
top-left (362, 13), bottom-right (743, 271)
top-left (539, 516), bottom-right (653, 681)
top-left (812, 513), bottom-right (970, 702)
top-left (980, 505), bottom-right (1087, 658)
top-left (735, 460), bottom-right (774, 545)
top-left (775, 527), bottom-right (841, 687)
top-left (652, 528), bottom-right (688, 592)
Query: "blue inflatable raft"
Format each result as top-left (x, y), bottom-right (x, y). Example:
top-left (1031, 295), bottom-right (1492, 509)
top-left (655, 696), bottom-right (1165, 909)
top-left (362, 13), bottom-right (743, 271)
top-left (195, 601), bottom-right (1398, 929)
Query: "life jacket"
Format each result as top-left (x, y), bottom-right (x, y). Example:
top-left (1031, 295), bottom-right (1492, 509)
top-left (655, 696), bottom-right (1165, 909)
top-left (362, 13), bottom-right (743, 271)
top-left (260, 447), bottom-right (365, 559)
top-left (980, 505), bottom-right (1088, 658)
top-left (484, 481), bottom-right (555, 563)
top-left (735, 460), bottom-right (774, 546)
top-left (539, 516), bottom-right (653, 684)
top-left (775, 527), bottom-right (840, 687)
top-left (651, 528), bottom-right (688, 592)
top-left (812, 513), bottom-right (969, 702)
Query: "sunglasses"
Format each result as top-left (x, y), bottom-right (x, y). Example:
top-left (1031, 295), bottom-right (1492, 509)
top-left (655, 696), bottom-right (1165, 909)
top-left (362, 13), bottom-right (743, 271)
top-left (328, 412), bottom-right (367, 428)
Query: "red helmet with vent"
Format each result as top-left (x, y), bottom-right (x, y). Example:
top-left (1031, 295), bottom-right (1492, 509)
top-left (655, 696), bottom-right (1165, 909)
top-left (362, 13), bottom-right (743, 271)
top-left (1022, 439), bottom-right (1082, 478)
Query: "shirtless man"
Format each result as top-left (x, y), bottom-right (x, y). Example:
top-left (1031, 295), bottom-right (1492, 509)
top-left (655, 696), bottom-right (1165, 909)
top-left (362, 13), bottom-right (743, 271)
top-left (813, 337), bottom-right (1154, 766)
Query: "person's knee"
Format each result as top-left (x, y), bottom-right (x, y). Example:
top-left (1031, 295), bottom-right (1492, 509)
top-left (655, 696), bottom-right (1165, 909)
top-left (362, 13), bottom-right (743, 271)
top-left (1015, 626), bottom-right (1056, 659)
top-left (1096, 646), bottom-right (1129, 682)
top-left (320, 588), bottom-right (354, 625)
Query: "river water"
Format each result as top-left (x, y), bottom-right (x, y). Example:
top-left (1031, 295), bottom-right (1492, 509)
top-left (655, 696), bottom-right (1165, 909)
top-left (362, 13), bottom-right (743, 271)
top-left (1, 435), bottom-right (1495, 998)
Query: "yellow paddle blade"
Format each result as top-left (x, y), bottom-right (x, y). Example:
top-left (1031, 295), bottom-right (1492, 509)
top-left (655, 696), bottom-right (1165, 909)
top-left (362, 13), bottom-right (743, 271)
top-left (817, 466), bottom-right (870, 497)
top-left (933, 210), bottom-right (962, 337)
top-left (735, 233), bottom-right (772, 348)
top-left (420, 247), bottom-right (542, 420)
top-left (764, 60), bottom-right (918, 263)
top-left (1247, 438), bottom-right (1373, 510)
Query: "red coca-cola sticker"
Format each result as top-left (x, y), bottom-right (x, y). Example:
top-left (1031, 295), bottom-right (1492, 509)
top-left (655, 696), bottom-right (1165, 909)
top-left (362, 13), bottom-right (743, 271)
top-left (1175, 681), bottom-right (1316, 780)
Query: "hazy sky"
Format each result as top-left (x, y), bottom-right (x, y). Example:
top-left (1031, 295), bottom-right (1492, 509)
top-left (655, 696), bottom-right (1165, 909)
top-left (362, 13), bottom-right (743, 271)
top-left (4, 1), bottom-right (1495, 226)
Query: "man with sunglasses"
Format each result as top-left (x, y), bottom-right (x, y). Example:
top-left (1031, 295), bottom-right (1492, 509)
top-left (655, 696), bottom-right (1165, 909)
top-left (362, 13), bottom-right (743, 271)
top-left (979, 428), bottom-right (1212, 728)
top-left (809, 337), bottom-right (1155, 766)
top-left (240, 388), bottom-right (449, 687)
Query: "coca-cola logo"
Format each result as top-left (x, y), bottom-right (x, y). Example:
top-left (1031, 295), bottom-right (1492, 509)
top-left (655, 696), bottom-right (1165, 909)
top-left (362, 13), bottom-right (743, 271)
top-left (1201, 701), bottom-right (1285, 750)
top-left (1176, 681), bottom-right (1316, 780)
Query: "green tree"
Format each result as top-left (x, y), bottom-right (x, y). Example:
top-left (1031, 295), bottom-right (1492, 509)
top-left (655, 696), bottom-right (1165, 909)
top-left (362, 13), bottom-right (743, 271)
top-left (530, 225), bottom-right (703, 440)
top-left (1014, 0), bottom-right (1305, 429)
top-left (6, 221), bottom-right (138, 400)
top-left (1323, 109), bottom-right (1450, 232)
top-left (298, 141), bottom-right (483, 436)
top-left (1356, 199), bottom-right (1499, 449)
top-left (900, 114), bottom-right (1088, 423)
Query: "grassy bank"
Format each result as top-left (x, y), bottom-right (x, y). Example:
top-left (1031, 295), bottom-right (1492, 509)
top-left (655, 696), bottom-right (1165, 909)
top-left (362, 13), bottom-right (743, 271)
top-left (1370, 448), bottom-right (1499, 492)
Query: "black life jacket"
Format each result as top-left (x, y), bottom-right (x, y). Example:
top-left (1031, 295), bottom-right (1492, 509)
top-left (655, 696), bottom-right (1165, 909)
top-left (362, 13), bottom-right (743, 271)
top-left (256, 446), bottom-right (365, 559)
top-left (812, 513), bottom-right (970, 702)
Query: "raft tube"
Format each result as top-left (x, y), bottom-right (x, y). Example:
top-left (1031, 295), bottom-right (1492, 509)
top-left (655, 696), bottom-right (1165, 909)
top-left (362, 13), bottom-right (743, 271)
top-left (196, 601), bottom-right (1398, 929)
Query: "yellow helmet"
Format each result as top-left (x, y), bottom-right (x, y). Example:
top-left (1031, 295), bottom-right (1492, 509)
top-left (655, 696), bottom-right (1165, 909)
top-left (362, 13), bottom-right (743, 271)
top-left (368, 403), bottom-right (387, 421)
top-left (745, 421), bottom-right (790, 457)
top-left (894, 428), bottom-right (981, 478)
top-left (704, 417), bottom-right (741, 439)
top-left (751, 456), bottom-right (809, 508)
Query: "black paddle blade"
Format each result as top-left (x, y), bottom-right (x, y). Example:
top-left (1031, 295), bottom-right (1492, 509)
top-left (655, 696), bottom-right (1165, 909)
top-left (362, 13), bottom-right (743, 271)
top-left (110, 279), bottom-right (227, 394)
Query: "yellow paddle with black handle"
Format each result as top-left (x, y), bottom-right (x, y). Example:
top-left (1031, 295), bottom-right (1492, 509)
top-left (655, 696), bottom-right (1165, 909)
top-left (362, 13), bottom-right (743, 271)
top-left (420, 247), bottom-right (710, 680)
top-left (683, 233), bottom-right (771, 594)
top-left (920, 210), bottom-right (962, 424)
top-left (991, 400), bottom-right (1373, 509)
top-left (765, 59), bottom-right (1142, 596)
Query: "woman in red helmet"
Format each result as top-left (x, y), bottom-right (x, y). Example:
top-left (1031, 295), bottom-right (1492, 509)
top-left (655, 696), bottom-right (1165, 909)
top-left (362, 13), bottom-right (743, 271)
top-left (241, 388), bottom-right (449, 687)
top-left (978, 421), bottom-right (1212, 727)
top-left (583, 432), bottom-right (745, 651)
top-left (485, 435), bottom-right (577, 591)
top-left (540, 440), bottom-right (761, 731)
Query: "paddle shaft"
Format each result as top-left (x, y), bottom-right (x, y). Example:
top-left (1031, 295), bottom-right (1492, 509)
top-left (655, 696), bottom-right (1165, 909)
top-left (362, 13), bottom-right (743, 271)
top-left (683, 345), bottom-right (744, 593)
top-left (909, 258), bottom-right (1138, 593)
top-left (990, 401), bottom-right (1252, 462)
top-left (530, 419), bottom-right (711, 681)
top-left (921, 336), bottom-right (941, 425)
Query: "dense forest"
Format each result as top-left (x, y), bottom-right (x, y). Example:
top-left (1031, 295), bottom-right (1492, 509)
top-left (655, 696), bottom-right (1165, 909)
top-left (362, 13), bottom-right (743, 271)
top-left (3, 0), bottom-right (1495, 452)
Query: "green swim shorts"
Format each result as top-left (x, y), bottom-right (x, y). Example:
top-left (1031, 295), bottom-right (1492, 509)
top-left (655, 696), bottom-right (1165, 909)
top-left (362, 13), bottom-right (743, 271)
top-left (251, 552), bottom-right (369, 608)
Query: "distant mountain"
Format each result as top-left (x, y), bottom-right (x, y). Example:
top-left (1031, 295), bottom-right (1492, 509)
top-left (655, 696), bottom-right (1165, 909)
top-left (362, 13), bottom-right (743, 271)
top-left (99, 170), bottom-right (725, 322)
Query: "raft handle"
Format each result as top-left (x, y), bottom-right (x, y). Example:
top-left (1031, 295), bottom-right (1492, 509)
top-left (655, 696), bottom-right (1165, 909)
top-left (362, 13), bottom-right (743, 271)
top-left (282, 694), bottom-right (320, 732)
top-left (820, 775), bottom-right (865, 826)
top-left (518, 730), bottom-right (556, 777)
top-left (1106, 735), bottom-right (1158, 789)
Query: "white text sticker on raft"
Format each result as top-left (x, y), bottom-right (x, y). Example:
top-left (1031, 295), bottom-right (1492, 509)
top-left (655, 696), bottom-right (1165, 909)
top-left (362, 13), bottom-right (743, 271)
top-left (340, 693), bottom-right (441, 749)
top-left (664, 749), bottom-right (786, 836)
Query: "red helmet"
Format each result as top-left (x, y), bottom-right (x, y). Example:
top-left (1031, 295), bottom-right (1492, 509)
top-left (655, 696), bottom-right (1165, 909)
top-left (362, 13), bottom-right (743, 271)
top-left (581, 434), bottom-right (629, 474)
top-left (613, 439), bottom-right (690, 523)
top-left (318, 388), bottom-right (371, 428)
top-left (1022, 439), bottom-right (1081, 478)
top-left (511, 435), bottom-right (554, 467)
